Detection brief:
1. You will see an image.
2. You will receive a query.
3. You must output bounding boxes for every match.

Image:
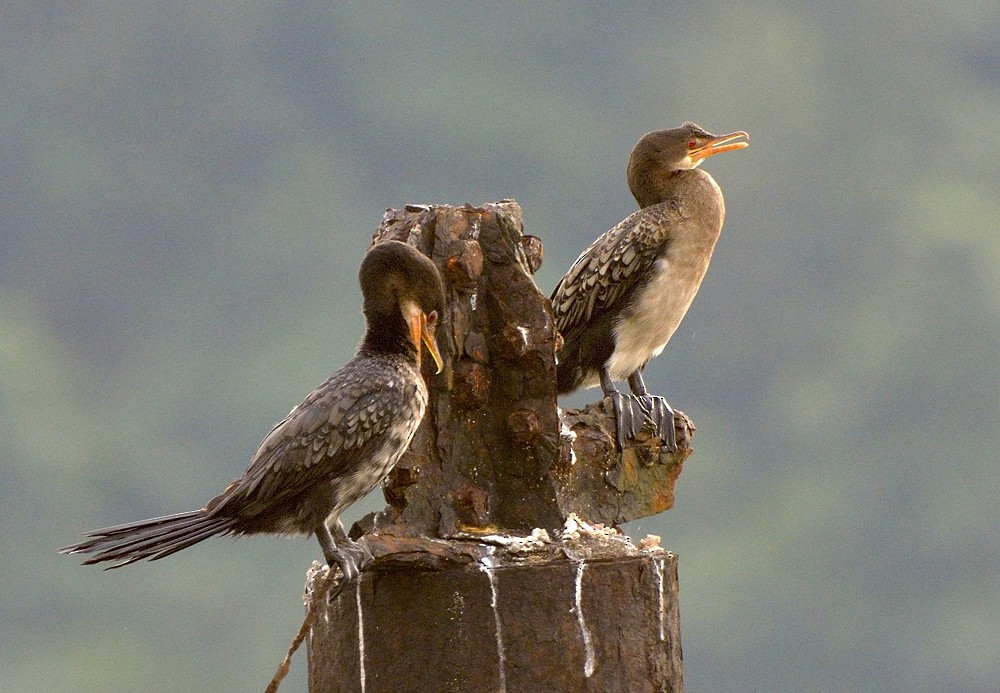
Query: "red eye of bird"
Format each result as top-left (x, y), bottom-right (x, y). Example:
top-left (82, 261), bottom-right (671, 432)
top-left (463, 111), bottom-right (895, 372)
top-left (687, 140), bottom-right (697, 150)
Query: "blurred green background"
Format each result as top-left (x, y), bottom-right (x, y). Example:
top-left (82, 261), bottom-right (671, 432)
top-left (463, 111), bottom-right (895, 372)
top-left (3, 3), bottom-right (998, 692)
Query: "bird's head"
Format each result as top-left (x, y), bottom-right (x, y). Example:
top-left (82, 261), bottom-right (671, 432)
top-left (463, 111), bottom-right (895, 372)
top-left (360, 240), bottom-right (445, 373)
top-left (628, 123), bottom-right (748, 207)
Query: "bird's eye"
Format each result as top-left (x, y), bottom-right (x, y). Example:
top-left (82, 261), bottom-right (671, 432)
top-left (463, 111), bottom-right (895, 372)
top-left (687, 140), bottom-right (697, 150)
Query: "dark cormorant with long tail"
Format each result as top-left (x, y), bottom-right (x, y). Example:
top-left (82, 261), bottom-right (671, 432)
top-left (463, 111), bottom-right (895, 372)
top-left (551, 123), bottom-right (748, 451)
top-left (61, 240), bottom-right (444, 584)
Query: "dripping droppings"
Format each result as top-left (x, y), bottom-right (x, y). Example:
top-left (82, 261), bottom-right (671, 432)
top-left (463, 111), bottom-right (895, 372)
top-left (559, 415), bottom-right (578, 465)
top-left (356, 578), bottom-right (366, 693)
top-left (516, 325), bottom-right (530, 348)
top-left (479, 556), bottom-right (508, 692)
top-left (654, 557), bottom-right (666, 642)
top-left (573, 559), bottom-right (596, 678)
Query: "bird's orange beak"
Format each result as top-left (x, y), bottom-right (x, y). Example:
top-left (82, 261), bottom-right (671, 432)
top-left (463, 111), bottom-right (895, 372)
top-left (690, 130), bottom-right (749, 163)
top-left (409, 311), bottom-right (443, 374)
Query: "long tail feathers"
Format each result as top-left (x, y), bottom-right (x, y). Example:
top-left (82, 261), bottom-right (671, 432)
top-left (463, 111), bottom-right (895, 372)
top-left (59, 511), bottom-right (235, 569)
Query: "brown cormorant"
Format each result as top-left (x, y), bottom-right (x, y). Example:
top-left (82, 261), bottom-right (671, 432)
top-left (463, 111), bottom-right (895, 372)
top-left (61, 240), bottom-right (445, 584)
top-left (551, 123), bottom-right (748, 451)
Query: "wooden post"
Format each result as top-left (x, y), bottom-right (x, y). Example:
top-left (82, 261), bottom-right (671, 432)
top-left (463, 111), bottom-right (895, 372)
top-left (306, 201), bottom-right (692, 692)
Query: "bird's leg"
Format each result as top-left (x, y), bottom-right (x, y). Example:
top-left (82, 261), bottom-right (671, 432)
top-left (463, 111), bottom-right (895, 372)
top-left (315, 521), bottom-right (373, 600)
top-left (331, 519), bottom-right (373, 575)
top-left (626, 370), bottom-right (677, 452)
top-left (600, 366), bottom-right (641, 450)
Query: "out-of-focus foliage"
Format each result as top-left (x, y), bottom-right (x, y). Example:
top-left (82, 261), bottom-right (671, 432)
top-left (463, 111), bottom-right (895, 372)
top-left (3, 3), bottom-right (998, 691)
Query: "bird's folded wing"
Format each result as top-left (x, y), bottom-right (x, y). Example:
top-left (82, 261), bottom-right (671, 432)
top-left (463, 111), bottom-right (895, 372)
top-left (550, 208), bottom-right (669, 341)
top-left (207, 362), bottom-right (413, 513)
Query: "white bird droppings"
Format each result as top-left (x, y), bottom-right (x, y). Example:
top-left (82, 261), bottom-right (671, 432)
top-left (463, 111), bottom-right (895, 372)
top-left (356, 578), bottom-right (366, 693)
top-left (573, 559), bottom-right (596, 678)
top-left (654, 556), bottom-right (666, 642)
top-left (479, 556), bottom-right (507, 692)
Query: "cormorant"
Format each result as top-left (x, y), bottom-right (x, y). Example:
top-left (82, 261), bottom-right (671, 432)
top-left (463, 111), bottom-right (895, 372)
top-left (61, 240), bottom-right (445, 584)
top-left (551, 123), bottom-right (748, 451)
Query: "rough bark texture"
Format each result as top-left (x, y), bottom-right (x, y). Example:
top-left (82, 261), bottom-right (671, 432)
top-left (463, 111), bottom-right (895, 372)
top-left (553, 402), bottom-right (693, 528)
top-left (307, 201), bottom-right (691, 692)
top-left (372, 200), bottom-right (565, 536)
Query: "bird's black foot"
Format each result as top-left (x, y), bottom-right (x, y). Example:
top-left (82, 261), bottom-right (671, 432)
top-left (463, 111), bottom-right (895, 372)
top-left (316, 525), bottom-right (374, 600)
top-left (607, 390), bottom-right (641, 450)
top-left (635, 394), bottom-right (677, 452)
top-left (324, 537), bottom-right (374, 601)
top-left (335, 537), bottom-right (374, 582)
top-left (606, 392), bottom-right (677, 452)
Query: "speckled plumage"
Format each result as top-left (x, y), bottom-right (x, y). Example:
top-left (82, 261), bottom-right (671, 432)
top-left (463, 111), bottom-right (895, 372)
top-left (61, 241), bottom-right (444, 578)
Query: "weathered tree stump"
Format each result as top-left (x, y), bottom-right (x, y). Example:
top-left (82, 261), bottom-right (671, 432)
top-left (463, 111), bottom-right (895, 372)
top-left (307, 525), bottom-right (682, 692)
top-left (306, 201), bottom-right (692, 692)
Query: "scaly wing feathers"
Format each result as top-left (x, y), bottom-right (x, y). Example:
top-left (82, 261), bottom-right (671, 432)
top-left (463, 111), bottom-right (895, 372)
top-left (550, 205), bottom-right (673, 345)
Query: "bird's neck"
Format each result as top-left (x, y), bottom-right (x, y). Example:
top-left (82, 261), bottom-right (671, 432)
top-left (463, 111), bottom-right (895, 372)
top-left (631, 168), bottom-right (702, 209)
top-left (359, 311), bottom-right (418, 363)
